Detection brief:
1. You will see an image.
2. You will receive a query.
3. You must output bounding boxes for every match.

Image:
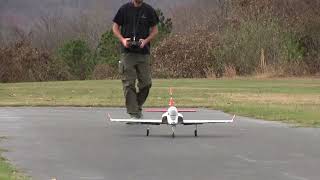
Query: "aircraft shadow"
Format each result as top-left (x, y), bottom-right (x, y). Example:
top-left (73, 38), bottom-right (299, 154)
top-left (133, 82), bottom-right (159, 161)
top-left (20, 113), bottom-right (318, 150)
top-left (119, 133), bottom-right (238, 139)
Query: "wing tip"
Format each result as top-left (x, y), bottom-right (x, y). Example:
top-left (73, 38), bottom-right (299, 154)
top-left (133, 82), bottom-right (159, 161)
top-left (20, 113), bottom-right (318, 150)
top-left (231, 115), bottom-right (236, 122)
top-left (107, 113), bottom-right (112, 121)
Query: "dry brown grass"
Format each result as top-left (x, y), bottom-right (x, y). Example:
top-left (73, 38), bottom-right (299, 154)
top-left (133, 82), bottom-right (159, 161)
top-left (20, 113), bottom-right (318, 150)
top-left (92, 64), bottom-right (118, 80)
top-left (223, 65), bottom-right (237, 78)
top-left (0, 39), bottom-right (70, 82)
top-left (221, 93), bottom-right (320, 105)
top-left (152, 31), bottom-right (218, 78)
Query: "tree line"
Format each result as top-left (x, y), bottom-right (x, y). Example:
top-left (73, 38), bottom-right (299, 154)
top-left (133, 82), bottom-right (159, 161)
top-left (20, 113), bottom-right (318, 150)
top-left (1, 0), bottom-right (320, 82)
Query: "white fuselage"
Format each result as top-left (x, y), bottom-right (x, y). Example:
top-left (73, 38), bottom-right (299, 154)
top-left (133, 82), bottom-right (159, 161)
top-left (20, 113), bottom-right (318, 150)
top-left (162, 106), bottom-right (183, 125)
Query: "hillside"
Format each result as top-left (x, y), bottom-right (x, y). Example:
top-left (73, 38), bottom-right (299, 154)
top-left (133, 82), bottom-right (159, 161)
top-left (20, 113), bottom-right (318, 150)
top-left (0, 0), bottom-right (194, 29)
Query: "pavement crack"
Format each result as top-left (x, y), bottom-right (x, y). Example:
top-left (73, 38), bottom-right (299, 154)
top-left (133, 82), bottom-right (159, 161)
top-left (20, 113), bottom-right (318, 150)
top-left (235, 155), bottom-right (258, 163)
top-left (282, 172), bottom-right (309, 180)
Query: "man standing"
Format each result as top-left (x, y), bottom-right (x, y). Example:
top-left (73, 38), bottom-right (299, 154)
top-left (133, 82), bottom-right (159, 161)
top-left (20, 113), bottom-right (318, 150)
top-left (113, 0), bottom-right (159, 119)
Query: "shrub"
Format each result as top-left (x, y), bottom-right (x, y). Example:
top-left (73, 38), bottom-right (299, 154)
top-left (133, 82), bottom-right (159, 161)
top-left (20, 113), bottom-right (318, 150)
top-left (152, 31), bottom-right (217, 78)
top-left (212, 19), bottom-right (305, 76)
top-left (92, 64), bottom-right (118, 80)
top-left (153, 8), bottom-right (173, 46)
top-left (0, 39), bottom-right (70, 83)
top-left (95, 30), bottom-right (120, 67)
top-left (299, 18), bottom-right (320, 74)
top-left (57, 39), bottom-right (94, 80)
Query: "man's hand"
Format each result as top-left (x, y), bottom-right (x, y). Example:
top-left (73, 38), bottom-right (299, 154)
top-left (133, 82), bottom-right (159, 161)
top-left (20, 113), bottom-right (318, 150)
top-left (139, 39), bottom-right (147, 48)
top-left (113, 23), bottom-right (131, 48)
top-left (121, 38), bottom-right (131, 48)
top-left (139, 26), bottom-right (158, 48)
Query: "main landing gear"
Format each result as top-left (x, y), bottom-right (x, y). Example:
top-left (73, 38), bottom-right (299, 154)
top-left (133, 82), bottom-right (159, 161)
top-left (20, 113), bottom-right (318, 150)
top-left (146, 128), bottom-right (150, 136)
top-left (194, 124), bottom-right (198, 137)
top-left (145, 125), bottom-right (198, 137)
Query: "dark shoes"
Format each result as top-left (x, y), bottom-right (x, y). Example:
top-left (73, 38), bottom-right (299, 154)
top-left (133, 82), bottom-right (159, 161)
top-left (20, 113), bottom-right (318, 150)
top-left (130, 111), bottom-right (143, 119)
top-left (126, 112), bottom-right (143, 125)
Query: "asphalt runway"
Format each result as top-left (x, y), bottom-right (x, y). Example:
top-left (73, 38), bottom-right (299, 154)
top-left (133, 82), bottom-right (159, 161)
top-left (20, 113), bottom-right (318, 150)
top-left (0, 107), bottom-right (319, 180)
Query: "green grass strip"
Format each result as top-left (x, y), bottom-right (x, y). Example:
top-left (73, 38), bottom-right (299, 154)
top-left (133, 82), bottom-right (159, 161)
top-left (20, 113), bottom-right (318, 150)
top-left (0, 78), bottom-right (319, 127)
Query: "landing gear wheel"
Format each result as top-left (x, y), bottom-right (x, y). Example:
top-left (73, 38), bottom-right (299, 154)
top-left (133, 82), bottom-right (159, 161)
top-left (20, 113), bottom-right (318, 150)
top-left (146, 129), bottom-right (150, 136)
top-left (171, 126), bottom-right (175, 138)
top-left (194, 130), bottom-right (198, 137)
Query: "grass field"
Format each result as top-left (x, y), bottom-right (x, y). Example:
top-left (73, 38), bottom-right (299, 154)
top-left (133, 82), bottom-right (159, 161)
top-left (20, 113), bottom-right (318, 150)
top-left (0, 78), bottom-right (319, 126)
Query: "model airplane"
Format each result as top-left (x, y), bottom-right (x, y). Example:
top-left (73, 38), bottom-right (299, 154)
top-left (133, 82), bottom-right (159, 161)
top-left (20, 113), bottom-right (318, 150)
top-left (107, 88), bottom-right (235, 137)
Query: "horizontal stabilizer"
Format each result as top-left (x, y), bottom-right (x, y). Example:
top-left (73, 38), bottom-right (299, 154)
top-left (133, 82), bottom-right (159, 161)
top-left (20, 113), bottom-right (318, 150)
top-left (183, 115), bottom-right (235, 124)
top-left (145, 108), bottom-right (197, 112)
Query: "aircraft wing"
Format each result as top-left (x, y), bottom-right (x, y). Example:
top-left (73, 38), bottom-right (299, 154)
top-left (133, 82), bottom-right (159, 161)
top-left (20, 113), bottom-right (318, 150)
top-left (183, 115), bottom-right (235, 124)
top-left (107, 114), bottom-right (162, 124)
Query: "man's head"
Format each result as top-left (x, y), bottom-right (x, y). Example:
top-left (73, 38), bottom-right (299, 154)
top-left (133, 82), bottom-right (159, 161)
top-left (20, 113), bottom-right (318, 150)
top-left (132, 0), bottom-right (143, 6)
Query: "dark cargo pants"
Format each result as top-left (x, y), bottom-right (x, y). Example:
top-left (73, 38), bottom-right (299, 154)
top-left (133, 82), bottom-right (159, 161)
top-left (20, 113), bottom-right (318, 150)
top-left (119, 53), bottom-right (152, 117)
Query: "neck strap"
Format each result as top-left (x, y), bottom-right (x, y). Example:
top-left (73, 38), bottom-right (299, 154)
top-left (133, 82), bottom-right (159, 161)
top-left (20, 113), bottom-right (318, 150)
top-left (133, 4), bottom-right (144, 41)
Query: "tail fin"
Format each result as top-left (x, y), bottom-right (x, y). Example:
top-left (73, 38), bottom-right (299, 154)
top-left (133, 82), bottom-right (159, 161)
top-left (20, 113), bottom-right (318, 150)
top-left (169, 97), bottom-right (175, 107)
top-left (169, 87), bottom-right (173, 96)
top-left (145, 87), bottom-right (197, 112)
top-left (169, 88), bottom-right (175, 106)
